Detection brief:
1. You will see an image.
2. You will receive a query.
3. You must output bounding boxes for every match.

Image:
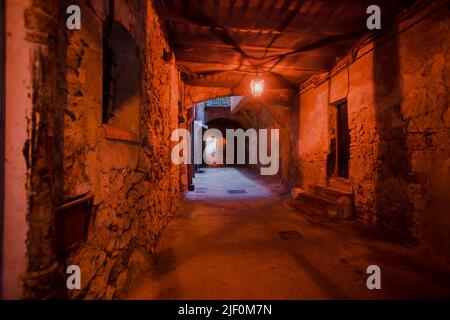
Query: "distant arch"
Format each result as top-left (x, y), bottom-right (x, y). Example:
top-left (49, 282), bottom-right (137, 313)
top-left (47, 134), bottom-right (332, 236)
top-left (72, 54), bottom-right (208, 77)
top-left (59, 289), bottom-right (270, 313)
top-left (203, 118), bottom-right (249, 168)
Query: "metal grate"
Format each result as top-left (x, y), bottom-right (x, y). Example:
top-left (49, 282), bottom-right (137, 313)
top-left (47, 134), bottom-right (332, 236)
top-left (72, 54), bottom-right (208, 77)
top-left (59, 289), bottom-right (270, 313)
top-left (278, 230), bottom-right (303, 240)
top-left (195, 187), bottom-right (207, 194)
top-left (227, 189), bottom-right (247, 194)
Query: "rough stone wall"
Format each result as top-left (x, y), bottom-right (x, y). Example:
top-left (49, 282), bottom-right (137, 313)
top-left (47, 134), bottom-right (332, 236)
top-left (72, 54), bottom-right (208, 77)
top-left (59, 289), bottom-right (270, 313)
top-left (13, 0), bottom-right (183, 299)
top-left (297, 5), bottom-right (450, 262)
top-left (62, 0), bottom-right (182, 299)
top-left (63, 0), bottom-right (103, 203)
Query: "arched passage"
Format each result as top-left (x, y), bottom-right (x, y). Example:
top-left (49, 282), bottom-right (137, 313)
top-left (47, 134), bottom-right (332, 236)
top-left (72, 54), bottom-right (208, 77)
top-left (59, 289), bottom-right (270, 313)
top-left (203, 118), bottom-right (247, 168)
top-left (185, 95), bottom-right (285, 202)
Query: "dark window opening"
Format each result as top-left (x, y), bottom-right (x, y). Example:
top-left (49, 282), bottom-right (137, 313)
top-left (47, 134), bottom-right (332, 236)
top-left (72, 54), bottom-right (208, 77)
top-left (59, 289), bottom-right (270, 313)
top-left (102, 1), bottom-right (141, 132)
top-left (102, 45), bottom-right (116, 123)
top-left (102, 0), bottom-right (115, 124)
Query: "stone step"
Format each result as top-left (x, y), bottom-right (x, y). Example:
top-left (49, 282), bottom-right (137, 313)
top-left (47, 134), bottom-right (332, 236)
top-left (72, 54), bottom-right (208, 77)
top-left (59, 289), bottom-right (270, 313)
top-left (288, 200), bottom-right (337, 224)
top-left (309, 184), bottom-right (353, 202)
top-left (298, 191), bottom-right (341, 219)
top-left (326, 177), bottom-right (352, 193)
top-left (290, 186), bottom-right (354, 219)
top-left (308, 184), bottom-right (354, 219)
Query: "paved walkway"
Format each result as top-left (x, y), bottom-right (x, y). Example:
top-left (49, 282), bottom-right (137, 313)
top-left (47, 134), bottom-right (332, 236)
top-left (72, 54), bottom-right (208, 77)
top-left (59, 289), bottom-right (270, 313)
top-left (129, 168), bottom-right (450, 299)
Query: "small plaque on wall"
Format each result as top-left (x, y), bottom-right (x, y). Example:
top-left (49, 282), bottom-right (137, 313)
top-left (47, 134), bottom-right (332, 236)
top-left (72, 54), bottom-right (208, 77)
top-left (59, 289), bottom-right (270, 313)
top-left (205, 97), bottom-right (231, 107)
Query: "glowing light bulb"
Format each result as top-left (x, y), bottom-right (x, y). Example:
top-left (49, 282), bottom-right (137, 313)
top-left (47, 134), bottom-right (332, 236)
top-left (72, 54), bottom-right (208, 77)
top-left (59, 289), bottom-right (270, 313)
top-left (250, 79), bottom-right (264, 97)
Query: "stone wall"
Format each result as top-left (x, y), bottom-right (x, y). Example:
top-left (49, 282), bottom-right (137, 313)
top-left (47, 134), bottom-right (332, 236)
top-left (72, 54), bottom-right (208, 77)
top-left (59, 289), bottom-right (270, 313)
top-left (13, 0), bottom-right (184, 299)
top-left (62, 0), bottom-right (182, 299)
top-left (296, 4), bottom-right (450, 262)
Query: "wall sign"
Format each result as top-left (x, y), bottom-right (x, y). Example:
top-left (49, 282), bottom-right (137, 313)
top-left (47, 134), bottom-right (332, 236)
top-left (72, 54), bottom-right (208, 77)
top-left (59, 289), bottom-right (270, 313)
top-left (205, 97), bottom-right (231, 107)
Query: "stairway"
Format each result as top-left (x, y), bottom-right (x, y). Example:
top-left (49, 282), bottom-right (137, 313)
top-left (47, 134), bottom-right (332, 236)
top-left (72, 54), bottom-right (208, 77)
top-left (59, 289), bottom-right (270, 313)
top-left (290, 177), bottom-right (354, 221)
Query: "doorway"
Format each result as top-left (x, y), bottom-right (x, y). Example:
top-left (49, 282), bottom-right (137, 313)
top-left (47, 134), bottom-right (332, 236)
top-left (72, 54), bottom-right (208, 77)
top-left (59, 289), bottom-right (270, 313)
top-left (336, 101), bottom-right (350, 178)
top-left (327, 101), bottom-right (350, 179)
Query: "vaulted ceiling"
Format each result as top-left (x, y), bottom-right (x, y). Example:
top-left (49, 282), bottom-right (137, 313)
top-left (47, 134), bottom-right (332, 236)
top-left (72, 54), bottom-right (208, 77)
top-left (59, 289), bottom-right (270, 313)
top-left (156, 0), bottom-right (414, 93)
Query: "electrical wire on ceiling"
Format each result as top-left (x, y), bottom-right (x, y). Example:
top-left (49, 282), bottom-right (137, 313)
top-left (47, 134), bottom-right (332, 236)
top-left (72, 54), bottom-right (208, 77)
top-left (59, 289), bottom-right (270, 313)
top-left (299, 0), bottom-right (446, 95)
top-left (158, 0), bottom-right (365, 79)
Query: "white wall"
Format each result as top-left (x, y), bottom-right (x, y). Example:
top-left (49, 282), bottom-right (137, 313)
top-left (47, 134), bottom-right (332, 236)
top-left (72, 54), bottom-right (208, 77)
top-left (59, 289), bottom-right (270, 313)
top-left (2, 0), bottom-right (33, 299)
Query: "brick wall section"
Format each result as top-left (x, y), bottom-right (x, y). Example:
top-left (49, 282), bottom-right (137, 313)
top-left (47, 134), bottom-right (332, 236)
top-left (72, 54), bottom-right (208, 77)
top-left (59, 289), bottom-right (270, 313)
top-left (296, 6), bottom-right (450, 262)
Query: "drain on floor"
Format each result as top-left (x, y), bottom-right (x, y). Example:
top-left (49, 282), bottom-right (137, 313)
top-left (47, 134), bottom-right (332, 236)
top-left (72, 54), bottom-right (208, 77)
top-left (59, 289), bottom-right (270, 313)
top-left (227, 189), bottom-right (248, 194)
top-left (278, 230), bottom-right (303, 240)
top-left (195, 188), bottom-right (207, 194)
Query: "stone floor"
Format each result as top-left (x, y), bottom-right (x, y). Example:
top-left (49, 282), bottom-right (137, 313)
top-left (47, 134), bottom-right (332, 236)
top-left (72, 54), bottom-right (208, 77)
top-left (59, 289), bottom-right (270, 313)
top-left (129, 167), bottom-right (450, 299)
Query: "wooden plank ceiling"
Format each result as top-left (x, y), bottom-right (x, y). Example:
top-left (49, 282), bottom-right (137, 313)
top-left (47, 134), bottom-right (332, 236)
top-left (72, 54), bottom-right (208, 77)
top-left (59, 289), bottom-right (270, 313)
top-left (156, 0), bottom-right (413, 91)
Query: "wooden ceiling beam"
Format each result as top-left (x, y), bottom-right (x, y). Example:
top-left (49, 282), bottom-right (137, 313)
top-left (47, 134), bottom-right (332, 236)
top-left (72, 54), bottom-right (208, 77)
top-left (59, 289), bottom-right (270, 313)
top-left (155, 4), bottom-right (325, 35)
top-left (174, 41), bottom-right (292, 54)
top-left (177, 59), bottom-right (328, 73)
top-left (173, 42), bottom-right (348, 58)
top-left (185, 75), bottom-right (300, 90)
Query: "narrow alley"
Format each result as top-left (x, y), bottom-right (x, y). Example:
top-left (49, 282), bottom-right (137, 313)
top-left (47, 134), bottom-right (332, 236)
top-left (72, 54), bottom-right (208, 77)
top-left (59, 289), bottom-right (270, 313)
top-left (1, 0), bottom-right (450, 302)
top-left (130, 168), bottom-right (450, 300)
